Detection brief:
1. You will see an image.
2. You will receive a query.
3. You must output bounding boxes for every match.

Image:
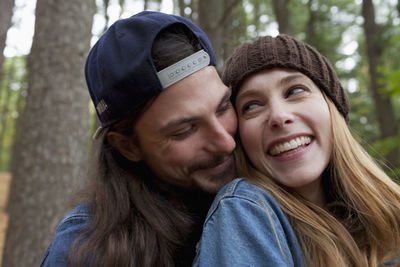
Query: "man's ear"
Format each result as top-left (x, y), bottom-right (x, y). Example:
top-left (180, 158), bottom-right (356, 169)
top-left (106, 132), bottom-right (142, 162)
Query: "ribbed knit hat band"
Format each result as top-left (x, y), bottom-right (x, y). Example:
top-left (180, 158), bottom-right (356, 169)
top-left (223, 34), bottom-right (350, 122)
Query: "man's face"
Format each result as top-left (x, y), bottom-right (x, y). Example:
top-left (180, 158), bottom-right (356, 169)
top-left (133, 66), bottom-right (237, 194)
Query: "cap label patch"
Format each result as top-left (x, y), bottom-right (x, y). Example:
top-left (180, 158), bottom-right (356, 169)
top-left (157, 50), bottom-right (210, 89)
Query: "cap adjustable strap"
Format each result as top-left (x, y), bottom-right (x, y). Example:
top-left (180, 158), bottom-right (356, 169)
top-left (157, 50), bottom-right (210, 89)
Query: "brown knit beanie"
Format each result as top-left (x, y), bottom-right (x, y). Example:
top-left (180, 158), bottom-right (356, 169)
top-left (223, 34), bottom-right (350, 122)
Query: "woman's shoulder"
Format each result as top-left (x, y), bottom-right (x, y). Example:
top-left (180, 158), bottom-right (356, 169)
top-left (195, 178), bottom-right (306, 266)
top-left (212, 178), bottom-right (280, 209)
top-left (204, 178), bottom-right (289, 227)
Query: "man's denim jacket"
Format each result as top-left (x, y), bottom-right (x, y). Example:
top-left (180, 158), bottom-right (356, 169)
top-left (40, 203), bottom-right (90, 266)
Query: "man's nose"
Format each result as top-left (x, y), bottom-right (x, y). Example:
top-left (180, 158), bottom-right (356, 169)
top-left (204, 118), bottom-right (236, 154)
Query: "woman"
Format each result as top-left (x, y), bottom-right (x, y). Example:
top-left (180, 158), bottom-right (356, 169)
top-left (194, 34), bottom-right (400, 266)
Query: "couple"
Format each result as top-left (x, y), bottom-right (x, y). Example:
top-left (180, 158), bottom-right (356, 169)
top-left (41, 11), bottom-right (400, 266)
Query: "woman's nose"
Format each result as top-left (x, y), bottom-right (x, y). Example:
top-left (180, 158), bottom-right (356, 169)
top-left (268, 102), bottom-right (294, 129)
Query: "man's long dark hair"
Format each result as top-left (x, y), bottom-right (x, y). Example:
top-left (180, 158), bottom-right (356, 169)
top-left (69, 24), bottom-right (214, 267)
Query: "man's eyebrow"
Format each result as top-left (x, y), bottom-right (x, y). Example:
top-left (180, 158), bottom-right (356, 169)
top-left (159, 116), bottom-right (199, 134)
top-left (218, 88), bottom-right (232, 107)
top-left (159, 88), bottom-right (231, 134)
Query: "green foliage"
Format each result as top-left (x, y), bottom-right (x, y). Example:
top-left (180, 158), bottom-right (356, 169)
top-left (348, 90), bottom-right (380, 144)
top-left (372, 134), bottom-right (400, 157)
top-left (242, 0), bottom-right (273, 39)
top-left (378, 28), bottom-right (400, 97)
top-left (388, 167), bottom-right (400, 184)
top-left (288, 0), bottom-right (309, 36)
top-left (379, 68), bottom-right (400, 96)
top-left (0, 56), bottom-right (27, 171)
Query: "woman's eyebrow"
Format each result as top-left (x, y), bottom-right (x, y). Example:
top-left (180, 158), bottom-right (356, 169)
top-left (236, 88), bottom-right (261, 100)
top-left (279, 73), bottom-right (306, 87)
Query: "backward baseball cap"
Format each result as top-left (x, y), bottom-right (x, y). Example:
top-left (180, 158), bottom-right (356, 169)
top-left (85, 11), bottom-right (216, 138)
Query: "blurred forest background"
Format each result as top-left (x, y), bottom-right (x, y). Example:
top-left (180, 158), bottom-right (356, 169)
top-left (0, 0), bottom-right (399, 266)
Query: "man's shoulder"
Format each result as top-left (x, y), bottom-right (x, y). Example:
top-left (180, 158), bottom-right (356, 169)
top-left (40, 203), bottom-right (91, 267)
top-left (63, 203), bottom-right (91, 220)
top-left (52, 203), bottom-right (92, 243)
top-left (57, 203), bottom-right (91, 230)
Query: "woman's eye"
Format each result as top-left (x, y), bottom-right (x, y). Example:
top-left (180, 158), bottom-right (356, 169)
top-left (242, 102), bottom-right (260, 114)
top-left (287, 87), bottom-right (305, 97)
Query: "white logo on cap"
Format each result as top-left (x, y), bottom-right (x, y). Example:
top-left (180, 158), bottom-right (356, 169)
top-left (96, 99), bottom-right (108, 115)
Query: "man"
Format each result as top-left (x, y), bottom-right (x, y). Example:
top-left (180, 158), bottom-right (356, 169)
top-left (40, 11), bottom-right (236, 266)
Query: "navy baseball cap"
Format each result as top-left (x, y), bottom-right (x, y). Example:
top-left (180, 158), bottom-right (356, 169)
top-left (85, 11), bottom-right (216, 138)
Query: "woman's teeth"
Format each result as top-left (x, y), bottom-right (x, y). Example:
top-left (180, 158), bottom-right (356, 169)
top-left (269, 136), bottom-right (311, 156)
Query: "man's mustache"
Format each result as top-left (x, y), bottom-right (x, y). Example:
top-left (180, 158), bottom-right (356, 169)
top-left (188, 154), bottom-right (232, 173)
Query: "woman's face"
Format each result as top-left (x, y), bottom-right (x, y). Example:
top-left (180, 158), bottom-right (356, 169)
top-left (236, 68), bottom-right (332, 199)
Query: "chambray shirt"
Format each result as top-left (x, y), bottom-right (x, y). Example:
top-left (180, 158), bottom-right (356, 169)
top-left (40, 203), bottom-right (90, 267)
top-left (193, 178), bottom-right (306, 267)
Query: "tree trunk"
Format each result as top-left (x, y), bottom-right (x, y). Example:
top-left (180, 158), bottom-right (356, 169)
top-left (102, 0), bottom-right (111, 34)
top-left (222, 0), bottom-right (235, 63)
top-left (2, 0), bottom-right (95, 266)
top-left (272, 0), bottom-right (292, 35)
top-left (362, 0), bottom-right (399, 167)
top-left (0, 0), bottom-right (15, 85)
top-left (305, 0), bottom-right (317, 46)
top-left (178, 0), bottom-right (185, 17)
top-left (198, 0), bottom-right (224, 72)
top-left (198, 0), bottom-right (240, 72)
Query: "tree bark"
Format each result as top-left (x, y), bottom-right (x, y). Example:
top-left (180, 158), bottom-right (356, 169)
top-left (305, 0), bottom-right (317, 46)
top-left (103, 0), bottom-right (110, 34)
top-left (178, 0), bottom-right (185, 17)
top-left (198, 0), bottom-right (240, 72)
top-left (222, 0), bottom-right (235, 63)
top-left (2, 0), bottom-right (95, 266)
top-left (198, 0), bottom-right (224, 72)
top-left (0, 0), bottom-right (15, 85)
top-left (362, 0), bottom-right (399, 167)
top-left (272, 0), bottom-right (292, 35)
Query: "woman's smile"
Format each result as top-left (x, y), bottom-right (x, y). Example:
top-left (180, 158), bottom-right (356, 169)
top-left (268, 135), bottom-right (312, 156)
